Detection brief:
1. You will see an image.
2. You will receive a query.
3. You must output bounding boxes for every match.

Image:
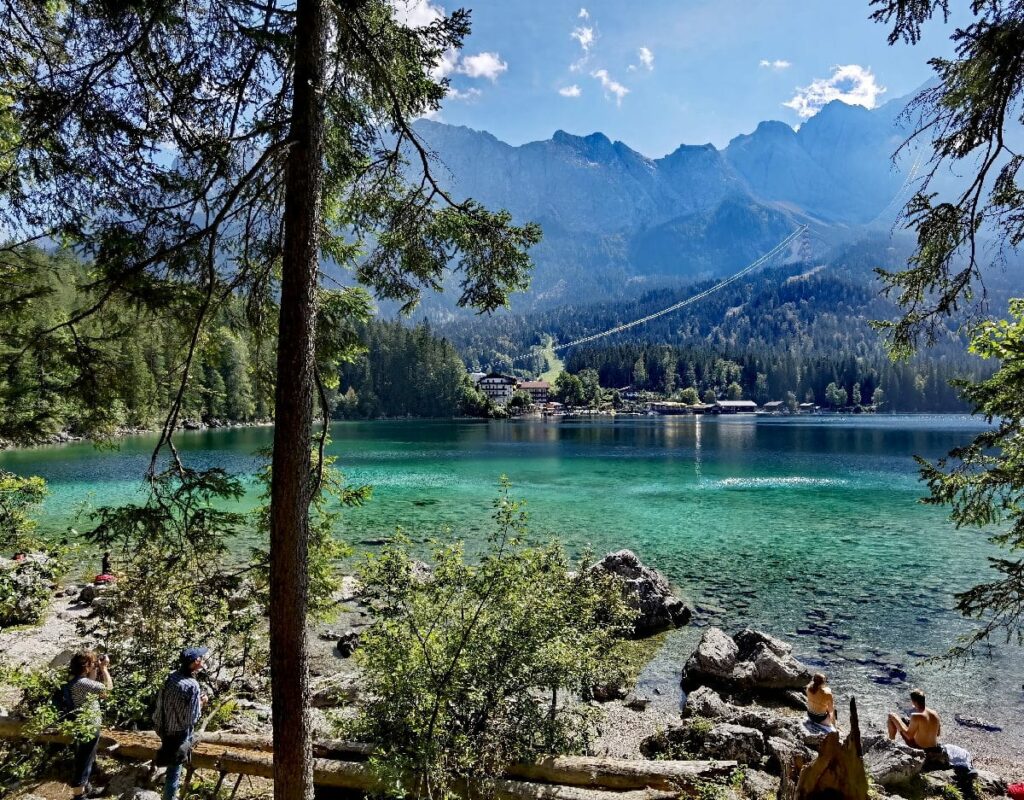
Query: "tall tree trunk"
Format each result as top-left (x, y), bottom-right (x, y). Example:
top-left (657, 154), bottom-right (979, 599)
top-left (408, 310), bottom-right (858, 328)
top-left (270, 0), bottom-right (326, 798)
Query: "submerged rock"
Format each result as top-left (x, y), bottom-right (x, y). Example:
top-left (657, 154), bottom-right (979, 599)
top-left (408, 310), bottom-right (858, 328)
top-left (591, 550), bottom-right (691, 636)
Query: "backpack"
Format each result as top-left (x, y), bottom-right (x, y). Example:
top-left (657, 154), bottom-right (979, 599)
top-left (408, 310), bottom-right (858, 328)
top-left (53, 677), bottom-right (80, 719)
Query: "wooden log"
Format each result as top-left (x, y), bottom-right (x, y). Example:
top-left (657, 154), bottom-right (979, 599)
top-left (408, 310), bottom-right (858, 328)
top-left (0, 717), bottom-right (718, 799)
top-left (504, 757), bottom-right (738, 791)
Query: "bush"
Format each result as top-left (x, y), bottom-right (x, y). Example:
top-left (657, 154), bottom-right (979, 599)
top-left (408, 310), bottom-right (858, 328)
top-left (346, 478), bottom-right (634, 797)
top-left (0, 559), bottom-right (54, 627)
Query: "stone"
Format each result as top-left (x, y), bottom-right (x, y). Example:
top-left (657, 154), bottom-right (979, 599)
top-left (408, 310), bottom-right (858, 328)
top-left (974, 769), bottom-right (1007, 795)
top-left (683, 627), bottom-right (739, 685)
top-left (683, 685), bottom-right (731, 719)
top-left (702, 723), bottom-right (764, 764)
top-left (318, 630), bottom-right (342, 642)
top-left (682, 627), bottom-right (811, 696)
top-left (335, 629), bottom-right (360, 657)
top-left (742, 769), bottom-right (781, 800)
top-left (747, 642), bottom-right (811, 690)
top-left (624, 693), bottom-right (651, 711)
top-left (591, 550), bottom-right (691, 636)
top-left (765, 735), bottom-right (816, 776)
top-left (862, 736), bottom-right (926, 786)
top-left (734, 628), bottom-right (791, 659)
top-left (953, 713), bottom-right (1002, 733)
top-left (120, 789), bottom-right (161, 800)
top-left (590, 682), bottom-right (628, 702)
top-left (310, 675), bottom-right (358, 708)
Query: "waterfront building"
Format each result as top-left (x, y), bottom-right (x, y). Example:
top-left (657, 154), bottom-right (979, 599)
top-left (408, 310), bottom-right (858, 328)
top-left (714, 400), bottom-right (759, 414)
top-left (477, 373), bottom-right (518, 405)
top-left (518, 380), bottom-right (550, 404)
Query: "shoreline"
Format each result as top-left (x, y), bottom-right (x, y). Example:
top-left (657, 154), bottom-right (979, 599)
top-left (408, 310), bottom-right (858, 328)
top-left (3, 580), bottom-right (1021, 788)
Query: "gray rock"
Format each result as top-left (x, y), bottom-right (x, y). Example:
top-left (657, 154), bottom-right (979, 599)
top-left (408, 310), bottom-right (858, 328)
top-left (683, 685), bottom-right (731, 719)
top-left (703, 722), bottom-right (764, 764)
top-left (742, 769), bottom-right (781, 800)
top-left (766, 735), bottom-right (816, 776)
top-left (310, 675), bottom-right (358, 708)
top-left (684, 627), bottom-right (739, 683)
top-left (120, 789), bottom-right (161, 800)
top-left (954, 713), bottom-right (1002, 733)
top-left (624, 693), bottom-right (651, 711)
top-left (747, 642), bottom-right (811, 690)
top-left (863, 736), bottom-right (926, 786)
top-left (591, 550), bottom-right (691, 636)
top-left (735, 628), bottom-right (792, 659)
top-left (682, 627), bottom-right (810, 695)
top-left (335, 629), bottom-right (361, 657)
top-left (975, 769), bottom-right (1007, 795)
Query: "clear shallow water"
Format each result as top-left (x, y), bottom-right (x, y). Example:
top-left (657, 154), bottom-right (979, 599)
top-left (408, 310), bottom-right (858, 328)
top-left (2, 415), bottom-right (1022, 761)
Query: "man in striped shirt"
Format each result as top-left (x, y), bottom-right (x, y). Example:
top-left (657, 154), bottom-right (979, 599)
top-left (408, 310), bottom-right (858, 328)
top-left (153, 647), bottom-right (208, 800)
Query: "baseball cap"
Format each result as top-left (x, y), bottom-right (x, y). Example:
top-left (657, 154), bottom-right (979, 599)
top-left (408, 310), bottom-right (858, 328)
top-left (180, 646), bottom-right (210, 663)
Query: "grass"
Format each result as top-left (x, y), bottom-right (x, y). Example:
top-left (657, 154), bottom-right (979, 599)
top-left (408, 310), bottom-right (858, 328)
top-left (537, 336), bottom-right (564, 383)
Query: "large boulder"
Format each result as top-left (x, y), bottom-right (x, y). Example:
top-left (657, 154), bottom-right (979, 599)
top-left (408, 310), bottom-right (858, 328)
top-left (591, 550), bottom-right (691, 636)
top-left (684, 628), bottom-right (738, 681)
top-left (862, 736), bottom-right (926, 786)
top-left (683, 685), bottom-right (731, 719)
top-left (683, 627), bottom-right (810, 695)
top-left (703, 723), bottom-right (765, 764)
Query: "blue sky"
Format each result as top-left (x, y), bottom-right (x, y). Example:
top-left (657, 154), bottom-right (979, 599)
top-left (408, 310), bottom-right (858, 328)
top-left (393, 0), bottom-right (969, 157)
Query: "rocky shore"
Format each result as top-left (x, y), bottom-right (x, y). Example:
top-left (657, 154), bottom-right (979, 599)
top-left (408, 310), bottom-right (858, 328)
top-left (1, 549), bottom-right (1020, 800)
top-left (0, 419), bottom-right (274, 451)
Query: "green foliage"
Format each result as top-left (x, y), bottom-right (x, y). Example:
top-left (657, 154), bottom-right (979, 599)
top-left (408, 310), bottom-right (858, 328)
top-left (679, 387), bottom-right (700, 405)
top-left (825, 382), bottom-right (849, 408)
top-left (336, 319), bottom-right (472, 419)
top-left (0, 557), bottom-right (55, 627)
top-left (346, 478), bottom-right (633, 797)
top-left (917, 299), bottom-right (1024, 653)
top-left (0, 249), bottom-right (275, 442)
top-left (251, 446), bottom-right (368, 621)
top-left (0, 469), bottom-right (46, 550)
top-left (84, 470), bottom-right (267, 728)
top-left (553, 371), bottom-right (586, 407)
top-left (508, 389), bottom-right (533, 412)
top-left (870, 0), bottom-right (1024, 355)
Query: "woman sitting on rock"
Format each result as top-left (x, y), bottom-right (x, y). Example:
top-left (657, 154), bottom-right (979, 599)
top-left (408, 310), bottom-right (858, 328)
top-left (805, 672), bottom-right (837, 730)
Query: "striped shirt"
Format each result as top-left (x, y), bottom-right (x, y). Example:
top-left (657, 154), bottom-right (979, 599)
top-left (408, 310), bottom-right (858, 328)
top-left (69, 677), bottom-right (106, 731)
top-left (153, 670), bottom-right (201, 735)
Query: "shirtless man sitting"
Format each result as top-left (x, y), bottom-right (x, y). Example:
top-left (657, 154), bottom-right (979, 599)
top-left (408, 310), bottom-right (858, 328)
top-left (888, 688), bottom-right (942, 759)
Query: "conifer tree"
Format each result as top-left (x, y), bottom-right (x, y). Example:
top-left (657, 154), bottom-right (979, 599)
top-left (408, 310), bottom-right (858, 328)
top-left (0, 3), bottom-right (539, 797)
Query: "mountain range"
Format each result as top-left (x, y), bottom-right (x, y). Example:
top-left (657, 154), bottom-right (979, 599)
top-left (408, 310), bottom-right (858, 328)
top-left (411, 90), bottom-right (925, 312)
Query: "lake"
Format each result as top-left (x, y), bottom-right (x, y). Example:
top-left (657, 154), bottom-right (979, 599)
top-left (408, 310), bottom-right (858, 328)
top-left (2, 415), bottom-right (1021, 763)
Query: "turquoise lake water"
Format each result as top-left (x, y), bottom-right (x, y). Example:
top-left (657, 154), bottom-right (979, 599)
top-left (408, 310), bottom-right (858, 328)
top-left (2, 415), bottom-right (1021, 762)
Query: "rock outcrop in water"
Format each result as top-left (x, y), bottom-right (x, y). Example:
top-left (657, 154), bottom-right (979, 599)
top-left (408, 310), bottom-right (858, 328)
top-left (591, 550), bottom-right (691, 637)
top-left (682, 627), bottom-right (811, 694)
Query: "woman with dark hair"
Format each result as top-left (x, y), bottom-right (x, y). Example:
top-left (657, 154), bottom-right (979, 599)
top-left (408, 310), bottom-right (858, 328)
top-left (66, 650), bottom-right (113, 797)
top-left (805, 672), bottom-right (836, 730)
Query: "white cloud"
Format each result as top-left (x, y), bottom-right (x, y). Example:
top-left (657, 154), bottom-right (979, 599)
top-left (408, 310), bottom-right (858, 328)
top-left (571, 25), bottom-right (595, 53)
top-left (458, 51), bottom-right (508, 81)
top-left (591, 69), bottom-right (629, 105)
top-left (784, 64), bottom-right (886, 118)
top-left (759, 59), bottom-right (791, 71)
top-left (558, 84), bottom-right (582, 98)
top-left (448, 86), bottom-right (482, 101)
top-left (391, 0), bottom-right (443, 28)
top-left (638, 46), bottom-right (654, 70)
top-left (578, 7), bottom-right (589, 19)
top-left (431, 48), bottom-right (459, 80)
